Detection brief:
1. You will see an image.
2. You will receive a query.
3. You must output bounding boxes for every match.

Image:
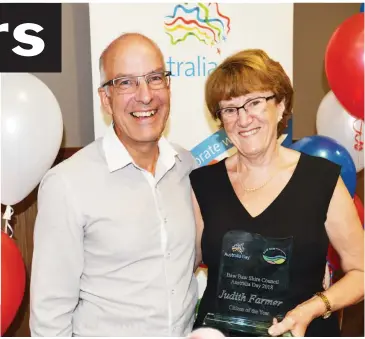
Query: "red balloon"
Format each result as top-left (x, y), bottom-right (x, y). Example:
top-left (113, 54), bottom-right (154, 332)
top-left (325, 13), bottom-right (364, 120)
top-left (1, 232), bottom-right (26, 335)
top-left (327, 194), bottom-right (364, 271)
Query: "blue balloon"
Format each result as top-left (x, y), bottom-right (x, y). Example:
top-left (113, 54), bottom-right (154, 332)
top-left (289, 135), bottom-right (357, 197)
top-left (360, 3), bottom-right (364, 12)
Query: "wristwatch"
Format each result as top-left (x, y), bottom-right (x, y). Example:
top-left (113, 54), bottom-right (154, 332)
top-left (315, 292), bottom-right (332, 319)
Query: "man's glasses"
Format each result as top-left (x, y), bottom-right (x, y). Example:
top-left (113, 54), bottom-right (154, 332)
top-left (217, 95), bottom-right (276, 121)
top-left (101, 71), bottom-right (171, 94)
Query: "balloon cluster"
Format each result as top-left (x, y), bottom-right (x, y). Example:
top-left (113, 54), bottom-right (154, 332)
top-left (289, 10), bottom-right (364, 284)
top-left (1, 73), bottom-right (63, 335)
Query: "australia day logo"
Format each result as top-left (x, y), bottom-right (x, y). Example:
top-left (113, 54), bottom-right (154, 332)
top-left (232, 243), bottom-right (244, 254)
top-left (164, 3), bottom-right (231, 53)
top-left (224, 242), bottom-right (250, 260)
top-left (164, 3), bottom-right (235, 167)
top-left (164, 3), bottom-right (231, 77)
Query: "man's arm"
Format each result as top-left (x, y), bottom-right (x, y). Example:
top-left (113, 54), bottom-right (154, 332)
top-left (192, 190), bottom-right (204, 272)
top-left (30, 171), bottom-right (84, 336)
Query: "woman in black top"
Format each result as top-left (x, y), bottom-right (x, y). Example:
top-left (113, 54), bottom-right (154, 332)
top-left (190, 49), bottom-right (364, 336)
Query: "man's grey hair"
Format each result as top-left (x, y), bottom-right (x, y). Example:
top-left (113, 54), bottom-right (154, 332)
top-left (99, 58), bottom-right (107, 87)
top-left (99, 57), bottom-right (109, 96)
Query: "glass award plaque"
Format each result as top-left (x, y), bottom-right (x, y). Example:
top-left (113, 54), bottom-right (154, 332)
top-left (203, 230), bottom-right (293, 337)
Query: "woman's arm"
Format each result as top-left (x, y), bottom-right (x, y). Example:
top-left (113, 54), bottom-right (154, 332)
top-left (192, 190), bottom-right (204, 272)
top-left (269, 177), bottom-right (364, 336)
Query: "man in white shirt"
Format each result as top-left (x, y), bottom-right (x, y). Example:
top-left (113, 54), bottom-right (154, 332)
top-left (30, 33), bottom-right (198, 337)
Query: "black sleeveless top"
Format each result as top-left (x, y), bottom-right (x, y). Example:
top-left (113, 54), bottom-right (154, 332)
top-left (190, 153), bottom-right (341, 337)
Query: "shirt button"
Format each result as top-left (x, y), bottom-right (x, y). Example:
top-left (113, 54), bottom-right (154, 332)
top-left (164, 217), bottom-right (167, 223)
top-left (171, 289), bottom-right (175, 295)
top-left (166, 252), bottom-right (171, 259)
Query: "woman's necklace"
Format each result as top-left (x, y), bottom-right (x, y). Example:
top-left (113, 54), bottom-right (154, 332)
top-left (236, 158), bottom-right (278, 193)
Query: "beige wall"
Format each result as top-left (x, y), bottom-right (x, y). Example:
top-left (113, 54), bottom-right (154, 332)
top-left (33, 4), bottom-right (94, 147)
top-left (293, 3), bottom-right (360, 139)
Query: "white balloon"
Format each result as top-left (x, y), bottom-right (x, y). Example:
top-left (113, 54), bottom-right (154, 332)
top-left (1, 73), bottom-right (63, 205)
top-left (316, 91), bottom-right (364, 172)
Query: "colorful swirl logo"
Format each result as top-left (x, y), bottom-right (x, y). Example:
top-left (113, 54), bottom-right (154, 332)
top-left (232, 243), bottom-right (244, 254)
top-left (164, 3), bottom-right (231, 54)
top-left (262, 248), bottom-right (287, 265)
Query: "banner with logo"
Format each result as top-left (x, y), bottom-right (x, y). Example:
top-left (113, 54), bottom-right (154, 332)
top-left (89, 3), bottom-right (293, 297)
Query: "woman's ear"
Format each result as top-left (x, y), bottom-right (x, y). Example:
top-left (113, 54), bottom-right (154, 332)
top-left (277, 99), bottom-right (285, 122)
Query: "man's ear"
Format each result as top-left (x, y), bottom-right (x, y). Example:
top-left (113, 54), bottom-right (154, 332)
top-left (98, 87), bottom-right (113, 116)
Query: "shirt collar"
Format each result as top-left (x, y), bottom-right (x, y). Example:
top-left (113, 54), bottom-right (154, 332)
top-left (102, 124), bottom-right (180, 173)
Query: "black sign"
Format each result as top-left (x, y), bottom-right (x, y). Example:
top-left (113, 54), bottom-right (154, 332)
top-left (0, 3), bottom-right (61, 72)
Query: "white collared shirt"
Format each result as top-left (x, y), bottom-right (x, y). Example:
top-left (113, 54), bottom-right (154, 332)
top-left (30, 126), bottom-right (198, 337)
